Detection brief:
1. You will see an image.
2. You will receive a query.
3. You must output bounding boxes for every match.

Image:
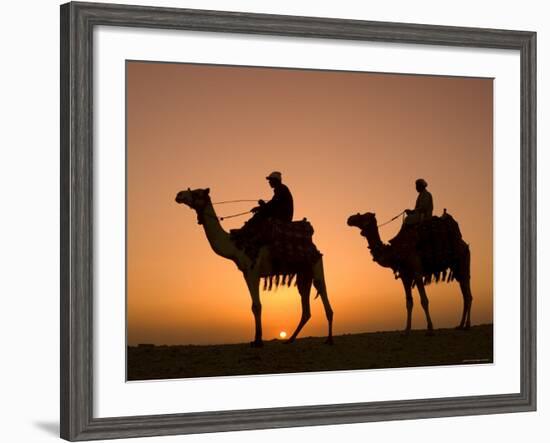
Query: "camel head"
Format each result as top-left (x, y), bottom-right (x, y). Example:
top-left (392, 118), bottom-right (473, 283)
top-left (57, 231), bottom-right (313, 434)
top-left (175, 188), bottom-right (211, 224)
top-left (347, 212), bottom-right (387, 256)
top-left (347, 212), bottom-right (377, 231)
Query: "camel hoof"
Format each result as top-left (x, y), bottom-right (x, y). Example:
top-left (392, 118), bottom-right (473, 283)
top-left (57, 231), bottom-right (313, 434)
top-left (283, 338), bottom-right (295, 345)
top-left (425, 330), bottom-right (435, 336)
top-left (464, 324), bottom-right (471, 331)
top-left (325, 337), bottom-right (334, 345)
top-left (250, 340), bottom-right (264, 348)
top-left (455, 325), bottom-right (465, 330)
top-left (401, 330), bottom-right (411, 336)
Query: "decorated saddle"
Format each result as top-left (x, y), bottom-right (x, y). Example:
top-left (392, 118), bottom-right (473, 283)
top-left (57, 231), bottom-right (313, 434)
top-left (230, 217), bottom-right (322, 280)
top-left (389, 211), bottom-right (466, 284)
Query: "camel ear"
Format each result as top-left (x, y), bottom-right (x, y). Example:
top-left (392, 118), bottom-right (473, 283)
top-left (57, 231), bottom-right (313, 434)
top-left (205, 188), bottom-right (210, 195)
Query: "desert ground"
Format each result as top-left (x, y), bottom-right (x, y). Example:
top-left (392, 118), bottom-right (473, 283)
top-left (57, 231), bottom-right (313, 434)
top-left (127, 324), bottom-right (492, 381)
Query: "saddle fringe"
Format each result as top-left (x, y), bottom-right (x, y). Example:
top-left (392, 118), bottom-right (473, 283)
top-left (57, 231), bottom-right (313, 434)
top-left (263, 273), bottom-right (297, 291)
top-left (394, 266), bottom-right (458, 288)
top-left (414, 267), bottom-right (455, 288)
top-left (262, 272), bottom-right (322, 299)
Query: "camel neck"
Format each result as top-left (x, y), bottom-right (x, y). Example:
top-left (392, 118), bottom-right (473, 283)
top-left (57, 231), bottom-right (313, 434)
top-left (199, 202), bottom-right (249, 269)
top-left (362, 224), bottom-right (383, 250)
top-left (362, 225), bottom-right (392, 268)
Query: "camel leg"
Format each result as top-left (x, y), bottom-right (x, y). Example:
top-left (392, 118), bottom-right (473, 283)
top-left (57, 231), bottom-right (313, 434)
top-left (457, 279), bottom-right (473, 330)
top-left (401, 277), bottom-right (413, 334)
top-left (245, 274), bottom-right (263, 347)
top-left (313, 259), bottom-right (334, 345)
top-left (286, 273), bottom-right (312, 344)
top-left (415, 277), bottom-right (434, 334)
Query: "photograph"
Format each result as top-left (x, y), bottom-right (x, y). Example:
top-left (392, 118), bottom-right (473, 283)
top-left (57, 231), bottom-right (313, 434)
top-left (126, 61), bottom-right (494, 381)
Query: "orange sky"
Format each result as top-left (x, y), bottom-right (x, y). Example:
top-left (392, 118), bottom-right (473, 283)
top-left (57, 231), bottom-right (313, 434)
top-left (127, 61), bottom-right (493, 346)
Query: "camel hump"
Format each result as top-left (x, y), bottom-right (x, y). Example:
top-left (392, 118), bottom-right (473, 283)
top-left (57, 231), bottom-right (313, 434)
top-left (415, 213), bottom-right (463, 245)
top-left (389, 212), bottom-right (465, 271)
top-left (269, 219), bottom-right (319, 255)
top-left (265, 219), bottom-right (322, 285)
top-left (436, 210), bottom-right (463, 239)
top-left (230, 218), bottom-right (321, 270)
top-left (284, 219), bottom-right (315, 236)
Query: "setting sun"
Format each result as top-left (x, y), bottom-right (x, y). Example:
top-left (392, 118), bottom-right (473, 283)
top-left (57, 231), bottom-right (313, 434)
top-left (279, 331), bottom-right (287, 339)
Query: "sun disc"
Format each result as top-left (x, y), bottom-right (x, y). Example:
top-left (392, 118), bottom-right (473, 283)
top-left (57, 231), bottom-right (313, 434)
top-left (279, 331), bottom-right (287, 339)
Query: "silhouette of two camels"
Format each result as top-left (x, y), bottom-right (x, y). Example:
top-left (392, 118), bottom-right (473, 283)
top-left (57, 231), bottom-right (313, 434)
top-left (176, 188), bottom-right (473, 345)
top-left (176, 188), bottom-right (334, 347)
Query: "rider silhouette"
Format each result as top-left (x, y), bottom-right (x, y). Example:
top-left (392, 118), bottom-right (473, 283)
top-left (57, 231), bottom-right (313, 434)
top-left (230, 171), bottom-right (294, 255)
top-left (389, 178), bottom-right (434, 248)
top-left (251, 171), bottom-right (293, 222)
top-left (404, 178), bottom-right (433, 225)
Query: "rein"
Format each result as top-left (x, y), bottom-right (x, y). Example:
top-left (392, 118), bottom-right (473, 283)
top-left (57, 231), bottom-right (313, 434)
top-left (219, 210), bottom-right (252, 221)
top-left (377, 210), bottom-right (406, 228)
top-left (201, 209), bottom-right (251, 222)
top-left (192, 196), bottom-right (254, 223)
top-left (212, 198), bottom-right (256, 221)
top-left (212, 199), bottom-right (257, 205)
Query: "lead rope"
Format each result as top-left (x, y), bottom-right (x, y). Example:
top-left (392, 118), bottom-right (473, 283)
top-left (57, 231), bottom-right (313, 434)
top-left (212, 199), bottom-right (257, 205)
top-left (377, 210), bottom-right (406, 228)
top-left (210, 199), bottom-right (258, 221)
top-left (219, 210), bottom-right (252, 221)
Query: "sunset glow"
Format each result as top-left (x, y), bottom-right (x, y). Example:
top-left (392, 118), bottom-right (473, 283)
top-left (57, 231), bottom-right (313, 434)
top-left (127, 61), bottom-right (493, 346)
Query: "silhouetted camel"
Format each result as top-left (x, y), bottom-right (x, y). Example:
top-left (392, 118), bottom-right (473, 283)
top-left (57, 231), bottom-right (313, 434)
top-left (176, 188), bottom-right (333, 347)
top-left (347, 212), bottom-right (472, 334)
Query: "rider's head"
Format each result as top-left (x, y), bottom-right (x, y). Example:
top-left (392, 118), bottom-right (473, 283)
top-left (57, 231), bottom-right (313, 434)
top-left (415, 178), bottom-right (428, 192)
top-left (266, 171), bottom-right (282, 188)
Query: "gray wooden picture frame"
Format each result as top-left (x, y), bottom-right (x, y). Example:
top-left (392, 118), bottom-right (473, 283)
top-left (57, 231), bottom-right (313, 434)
top-left (60, 1), bottom-right (537, 441)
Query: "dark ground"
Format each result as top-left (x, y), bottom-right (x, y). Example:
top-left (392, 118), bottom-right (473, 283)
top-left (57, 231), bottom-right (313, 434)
top-left (127, 324), bottom-right (493, 381)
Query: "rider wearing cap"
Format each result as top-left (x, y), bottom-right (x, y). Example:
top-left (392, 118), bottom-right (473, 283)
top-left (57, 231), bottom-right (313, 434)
top-left (251, 171), bottom-right (294, 222)
top-left (404, 178), bottom-right (433, 225)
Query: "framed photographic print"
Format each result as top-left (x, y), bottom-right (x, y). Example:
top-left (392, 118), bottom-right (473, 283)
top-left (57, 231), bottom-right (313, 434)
top-left (60, 1), bottom-right (536, 441)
